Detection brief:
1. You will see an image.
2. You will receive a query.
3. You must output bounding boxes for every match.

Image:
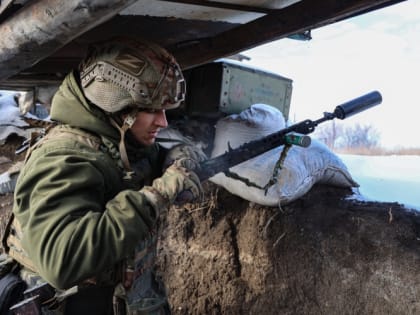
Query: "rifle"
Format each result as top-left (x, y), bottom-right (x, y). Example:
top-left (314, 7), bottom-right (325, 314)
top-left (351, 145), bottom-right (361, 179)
top-left (198, 91), bottom-right (382, 181)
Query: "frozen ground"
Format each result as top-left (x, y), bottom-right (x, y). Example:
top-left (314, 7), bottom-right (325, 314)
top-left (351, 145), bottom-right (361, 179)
top-left (339, 154), bottom-right (420, 210)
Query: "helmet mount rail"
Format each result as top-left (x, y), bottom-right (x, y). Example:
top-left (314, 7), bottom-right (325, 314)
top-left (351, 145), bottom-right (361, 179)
top-left (81, 61), bottom-right (152, 107)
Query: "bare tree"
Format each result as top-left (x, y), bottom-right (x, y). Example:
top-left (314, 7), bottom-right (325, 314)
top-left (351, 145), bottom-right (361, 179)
top-left (340, 123), bottom-right (380, 149)
top-left (314, 122), bottom-right (380, 150)
top-left (313, 121), bottom-right (343, 149)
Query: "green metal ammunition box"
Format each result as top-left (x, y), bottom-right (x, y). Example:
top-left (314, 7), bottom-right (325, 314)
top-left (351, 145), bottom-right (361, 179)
top-left (184, 60), bottom-right (292, 119)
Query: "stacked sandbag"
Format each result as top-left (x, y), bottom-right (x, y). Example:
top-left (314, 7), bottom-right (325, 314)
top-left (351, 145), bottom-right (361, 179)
top-left (209, 104), bottom-right (358, 206)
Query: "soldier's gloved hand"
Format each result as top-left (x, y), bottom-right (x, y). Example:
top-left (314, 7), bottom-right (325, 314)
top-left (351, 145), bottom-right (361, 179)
top-left (163, 144), bottom-right (207, 171)
top-left (142, 160), bottom-right (203, 212)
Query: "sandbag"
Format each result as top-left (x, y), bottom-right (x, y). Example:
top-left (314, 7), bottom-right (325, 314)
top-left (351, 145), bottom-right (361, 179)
top-left (0, 162), bottom-right (23, 195)
top-left (210, 103), bottom-right (286, 155)
top-left (209, 104), bottom-right (358, 206)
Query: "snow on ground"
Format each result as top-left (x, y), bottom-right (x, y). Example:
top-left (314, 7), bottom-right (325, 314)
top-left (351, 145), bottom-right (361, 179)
top-left (339, 154), bottom-right (420, 211)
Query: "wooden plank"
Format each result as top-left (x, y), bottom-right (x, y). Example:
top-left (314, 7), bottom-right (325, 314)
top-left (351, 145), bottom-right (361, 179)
top-left (0, 0), bottom-right (139, 81)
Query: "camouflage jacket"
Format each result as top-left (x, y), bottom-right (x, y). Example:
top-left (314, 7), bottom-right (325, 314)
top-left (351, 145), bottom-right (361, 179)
top-left (12, 70), bottom-right (165, 290)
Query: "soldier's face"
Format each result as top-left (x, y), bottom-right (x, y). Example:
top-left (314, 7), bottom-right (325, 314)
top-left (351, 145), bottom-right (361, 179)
top-left (129, 109), bottom-right (168, 146)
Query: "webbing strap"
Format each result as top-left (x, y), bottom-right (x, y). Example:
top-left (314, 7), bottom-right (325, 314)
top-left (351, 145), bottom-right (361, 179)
top-left (109, 109), bottom-right (139, 179)
top-left (7, 248), bottom-right (37, 273)
top-left (3, 217), bottom-right (38, 273)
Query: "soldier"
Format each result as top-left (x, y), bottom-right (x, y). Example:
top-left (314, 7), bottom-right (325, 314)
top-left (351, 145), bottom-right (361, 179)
top-left (4, 37), bottom-right (204, 314)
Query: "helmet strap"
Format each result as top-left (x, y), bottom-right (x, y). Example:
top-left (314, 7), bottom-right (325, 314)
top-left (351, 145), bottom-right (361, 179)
top-left (109, 108), bottom-right (139, 178)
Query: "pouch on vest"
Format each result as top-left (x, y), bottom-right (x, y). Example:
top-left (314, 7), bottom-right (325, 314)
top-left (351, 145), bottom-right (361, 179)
top-left (0, 254), bottom-right (27, 315)
top-left (0, 273), bottom-right (27, 314)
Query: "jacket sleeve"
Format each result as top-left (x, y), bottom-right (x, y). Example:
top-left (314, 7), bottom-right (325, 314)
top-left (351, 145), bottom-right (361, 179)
top-left (13, 138), bottom-right (158, 290)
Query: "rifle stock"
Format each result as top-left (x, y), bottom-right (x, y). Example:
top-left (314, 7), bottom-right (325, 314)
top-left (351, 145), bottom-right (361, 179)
top-left (198, 91), bottom-right (382, 181)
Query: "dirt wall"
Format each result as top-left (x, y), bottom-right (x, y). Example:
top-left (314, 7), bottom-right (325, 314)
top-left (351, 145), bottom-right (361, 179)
top-left (158, 183), bottom-right (420, 315)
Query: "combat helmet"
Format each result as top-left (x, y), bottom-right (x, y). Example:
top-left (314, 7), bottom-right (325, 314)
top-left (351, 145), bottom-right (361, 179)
top-left (79, 36), bottom-right (185, 113)
top-left (79, 37), bottom-right (185, 175)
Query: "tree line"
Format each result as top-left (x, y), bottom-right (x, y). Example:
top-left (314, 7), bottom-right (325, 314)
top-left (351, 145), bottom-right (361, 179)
top-left (313, 121), bottom-right (380, 150)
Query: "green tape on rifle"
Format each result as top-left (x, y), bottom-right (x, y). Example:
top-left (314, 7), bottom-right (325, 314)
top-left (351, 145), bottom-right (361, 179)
top-left (284, 134), bottom-right (311, 147)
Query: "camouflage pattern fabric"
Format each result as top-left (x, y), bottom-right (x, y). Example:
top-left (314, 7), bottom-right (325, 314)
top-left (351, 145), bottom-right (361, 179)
top-left (142, 161), bottom-right (202, 213)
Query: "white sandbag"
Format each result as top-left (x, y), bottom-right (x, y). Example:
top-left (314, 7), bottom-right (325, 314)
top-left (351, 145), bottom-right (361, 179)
top-left (210, 103), bottom-right (286, 155)
top-left (16, 85), bottom-right (58, 116)
top-left (0, 161), bottom-right (23, 195)
top-left (209, 104), bottom-right (358, 206)
top-left (157, 127), bottom-right (192, 149)
top-left (0, 91), bottom-right (28, 127)
top-left (157, 124), bottom-right (208, 151)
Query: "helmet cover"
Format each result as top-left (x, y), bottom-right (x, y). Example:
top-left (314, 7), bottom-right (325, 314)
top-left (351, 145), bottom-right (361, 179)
top-left (79, 37), bottom-right (185, 113)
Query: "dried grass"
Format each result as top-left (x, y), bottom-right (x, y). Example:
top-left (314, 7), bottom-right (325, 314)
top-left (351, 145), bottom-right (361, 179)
top-left (334, 147), bottom-right (420, 156)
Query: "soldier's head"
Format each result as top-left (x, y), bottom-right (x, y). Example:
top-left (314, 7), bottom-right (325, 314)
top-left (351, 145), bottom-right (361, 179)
top-left (79, 37), bottom-right (185, 145)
